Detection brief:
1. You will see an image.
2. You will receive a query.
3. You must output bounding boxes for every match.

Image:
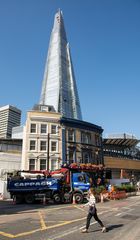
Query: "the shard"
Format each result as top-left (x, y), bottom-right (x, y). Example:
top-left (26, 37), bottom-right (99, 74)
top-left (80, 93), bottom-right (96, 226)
top-left (39, 10), bottom-right (82, 120)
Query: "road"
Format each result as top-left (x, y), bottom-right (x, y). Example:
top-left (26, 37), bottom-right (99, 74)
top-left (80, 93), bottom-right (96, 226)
top-left (0, 195), bottom-right (140, 240)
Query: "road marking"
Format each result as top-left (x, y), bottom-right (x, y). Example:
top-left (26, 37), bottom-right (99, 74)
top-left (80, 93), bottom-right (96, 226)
top-left (0, 203), bottom-right (129, 238)
top-left (0, 231), bottom-right (14, 238)
top-left (0, 213), bottom-right (86, 238)
top-left (47, 216), bottom-right (86, 229)
top-left (115, 208), bottom-right (135, 216)
top-left (14, 228), bottom-right (43, 238)
top-left (80, 220), bottom-right (98, 230)
top-left (46, 208), bottom-right (116, 240)
top-left (115, 213), bottom-right (123, 216)
top-left (122, 207), bottom-right (131, 209)
top-left (47, 226), bottom-right (82, 240)
top-left (38, 211), bottom-right (47, 230)
top-left (127, 201), bottom-right (140, 208)
top-left (73, 205), bottom-right (87, 212)
top-left (44, 205), bottom-right (74, 212)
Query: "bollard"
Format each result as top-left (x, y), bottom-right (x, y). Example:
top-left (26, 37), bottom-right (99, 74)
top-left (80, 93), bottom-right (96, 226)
top-left (0, 193), bottom-right (4, 200)
top-left (72, 194), bottom-right (76, 204)
top-left (100, 193), bottom-right (104, 203)
top-left (13, 195), bottom-right (16, 204)
top-left (43, 195), bottom-right (46, 205)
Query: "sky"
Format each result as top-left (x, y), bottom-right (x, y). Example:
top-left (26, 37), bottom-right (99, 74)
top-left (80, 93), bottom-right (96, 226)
top-left (0, 0), bottom-right (140, 138)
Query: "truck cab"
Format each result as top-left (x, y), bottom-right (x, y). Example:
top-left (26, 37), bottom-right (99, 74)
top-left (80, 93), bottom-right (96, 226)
top-left (52, 163), bottom-right (105, 204)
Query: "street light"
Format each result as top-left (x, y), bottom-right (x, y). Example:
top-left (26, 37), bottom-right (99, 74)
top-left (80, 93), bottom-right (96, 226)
top-left (47, 133), bottom-right (50, 170)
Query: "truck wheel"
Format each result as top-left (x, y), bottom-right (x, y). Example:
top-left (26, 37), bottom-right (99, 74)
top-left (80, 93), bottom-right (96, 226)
top-left (74, 193), bottom-right (84, 204)
top-left (53, 193), bottom-right (61, 204)
top-left (25, 194), bottom-right (35, 204)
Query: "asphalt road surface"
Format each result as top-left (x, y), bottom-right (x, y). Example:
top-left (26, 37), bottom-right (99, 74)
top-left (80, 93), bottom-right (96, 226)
top-left (0, 195), bottom-right (140, 240)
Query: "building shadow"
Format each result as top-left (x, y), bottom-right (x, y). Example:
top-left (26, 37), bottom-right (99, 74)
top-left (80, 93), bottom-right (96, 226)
top-left (0, 200), bottom-right (55, 215)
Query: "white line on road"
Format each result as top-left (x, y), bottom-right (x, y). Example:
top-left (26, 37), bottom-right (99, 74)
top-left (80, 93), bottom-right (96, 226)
top-left (115, 208), bottom-right (135, 216)
top-left (47, 226), bottom-right (82, 240)
top-left (47, 209), bottom-right (112, 240)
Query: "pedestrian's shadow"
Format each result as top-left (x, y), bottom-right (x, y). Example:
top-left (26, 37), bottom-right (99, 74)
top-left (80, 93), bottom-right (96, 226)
top-left (107, 224), bottom-right (124, 231)
top-left (90, 224), bottom-right (124, 233)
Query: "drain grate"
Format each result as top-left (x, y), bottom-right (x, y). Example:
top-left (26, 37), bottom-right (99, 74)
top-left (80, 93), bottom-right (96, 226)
top-left (121, 214), bottom-right (139, 220)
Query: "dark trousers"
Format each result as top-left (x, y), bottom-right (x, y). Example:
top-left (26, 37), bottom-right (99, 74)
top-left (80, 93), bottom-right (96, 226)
top-left (86, 208), bottom-right (104, 230)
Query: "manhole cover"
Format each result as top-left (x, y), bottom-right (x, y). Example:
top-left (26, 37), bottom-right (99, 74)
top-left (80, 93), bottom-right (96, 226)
top-left (121, 214), bottom-right (139, 220)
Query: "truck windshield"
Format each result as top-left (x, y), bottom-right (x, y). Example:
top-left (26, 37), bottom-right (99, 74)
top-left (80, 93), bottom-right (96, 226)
top-left (73, 173), bottom-right (89, 183)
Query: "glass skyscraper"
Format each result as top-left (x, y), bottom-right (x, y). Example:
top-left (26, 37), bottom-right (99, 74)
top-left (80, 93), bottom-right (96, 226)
top-left (39, 10), bottom-right (82, 120)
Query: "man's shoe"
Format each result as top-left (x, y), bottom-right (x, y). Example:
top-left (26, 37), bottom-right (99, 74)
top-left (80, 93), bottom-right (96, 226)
top-left (102, 227), bottom-right (106, 233)
top-left (82, 229), bottom-right (88, 233)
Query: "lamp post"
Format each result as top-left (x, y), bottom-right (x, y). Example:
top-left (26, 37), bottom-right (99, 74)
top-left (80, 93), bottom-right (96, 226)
top-left (47, 133), bottom-right (50, 170)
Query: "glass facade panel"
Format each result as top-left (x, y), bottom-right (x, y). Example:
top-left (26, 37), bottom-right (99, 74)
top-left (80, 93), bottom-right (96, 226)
top-left (39, 10), bottom-right (82, 120)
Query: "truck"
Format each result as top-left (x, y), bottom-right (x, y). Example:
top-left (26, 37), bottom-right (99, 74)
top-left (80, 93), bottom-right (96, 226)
top-left (7, 163), bottom-right (104, 204)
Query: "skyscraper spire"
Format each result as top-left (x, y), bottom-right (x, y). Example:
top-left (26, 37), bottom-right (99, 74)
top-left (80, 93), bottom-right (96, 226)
top-left (39, 10), bottom-right (82, 120)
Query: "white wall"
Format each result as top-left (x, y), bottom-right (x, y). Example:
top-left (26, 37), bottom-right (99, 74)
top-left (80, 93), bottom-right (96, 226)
top-left (0, 152), bottom-right (21, 179)
top-left (0, 180), bottom-right (10, 199)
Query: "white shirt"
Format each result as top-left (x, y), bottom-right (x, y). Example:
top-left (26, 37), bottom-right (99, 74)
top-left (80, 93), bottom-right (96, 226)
top-left (85, 194), bottom-right (96, 207)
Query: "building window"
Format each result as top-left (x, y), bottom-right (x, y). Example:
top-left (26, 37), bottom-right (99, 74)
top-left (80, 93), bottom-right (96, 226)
top-left (30, 124), bottom-right (36, 133)
top-left (40, 159), bottom-right (46, 170)
top-left (51, 159), bottom-right (57, 170)
top-left (30, 140), bottom-right (36, 151)
top-left (68, 149), bottom-right (75, 163)
top-left (40, 141), bottom-right (47, 151)
top-left (95, 134), bottom-right (101, 146)
top-left (51, 125), bottom-right (57, 134)
top-left (81, 132), bottom-right (91, 144)
top-left (68, 129), bottom-right (75, 142)
top-left (29, 159), bottom-right (35, 170)
top-left (82, 152), bottom-right (90, 163)
top-left (41, 124), bottom-right (47, 134)
top-left (51, 141), bottom-right (57, 152)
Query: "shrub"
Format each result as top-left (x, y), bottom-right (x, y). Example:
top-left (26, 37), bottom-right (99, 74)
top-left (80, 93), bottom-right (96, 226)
top-left (115, 184), bottom-right (136, 192)
top-left (95, 185), bottom-right (106, 194)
